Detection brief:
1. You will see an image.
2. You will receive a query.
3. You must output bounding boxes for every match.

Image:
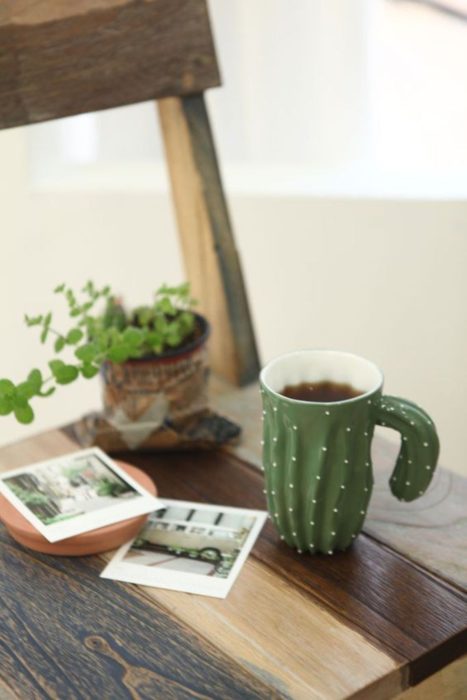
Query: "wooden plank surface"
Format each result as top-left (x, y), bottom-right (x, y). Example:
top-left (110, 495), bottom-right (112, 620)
top-left (1, 428), bottom-right (466, 699)
top-left (158, 95), bottom-right (260, 386)
top-left (0, 531), bottom-right (274, 700)
top-left (0, 0), bottom-right (220, 129)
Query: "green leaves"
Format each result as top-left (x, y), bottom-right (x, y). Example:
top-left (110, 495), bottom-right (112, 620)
top-left (0, 397), bottom-right (13, 416)
top-left (66, 328), bottom-right (83, 345)
top-left (80, 363), bottom-right (99, 379)
top-left (0, 379), bottom-right (15, 398)
top-left (0, 378), bottom-right (36, 422)
top-left (48, 359), bottom-right (79, 385)
top-left (14, 399), bottom-right (34, 424)
top-left (75, 343), bottom-right (99, 363)
top-left (106, 345), bottom-right (131, 363)
top-left (40, 312), bottom-right (52, 343)
top-left (3, 280), bottom-right (199, 425)
top-left (55, 337), bottom-right (66, 352)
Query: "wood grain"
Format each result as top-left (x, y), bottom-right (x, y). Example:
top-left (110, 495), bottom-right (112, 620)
top-left (136, 558), bottom-right (400, 700)
top-left (395, 656), bottom-right (467, 700)
top-left (112, 444), bottom-right (467, 684)
top-left (1, 427), bottom-right (466, 698)
top-left (158, 95), bottom-right (260, 386)
top-left (0, 0), bottom-right (220, 129)
top-left (0, 532), bottom-right (276, 700)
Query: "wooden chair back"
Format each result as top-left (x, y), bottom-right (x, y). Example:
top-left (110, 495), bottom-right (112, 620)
top-left (0, 0), bottom-right (259, 385)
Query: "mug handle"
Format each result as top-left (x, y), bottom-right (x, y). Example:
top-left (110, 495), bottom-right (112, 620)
top-left (372, 396), bottom-right (440, 501)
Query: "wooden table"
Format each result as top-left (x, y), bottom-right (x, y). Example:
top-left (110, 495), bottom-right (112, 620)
top-left (0, 420), bottom-right (466, 699)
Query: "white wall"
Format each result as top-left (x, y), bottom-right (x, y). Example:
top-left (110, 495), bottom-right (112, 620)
top-left (0, 0), bottom-right (466, 477)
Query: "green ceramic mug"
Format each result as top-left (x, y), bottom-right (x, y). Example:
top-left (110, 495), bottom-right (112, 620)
top-left (260, 350), bottom-right (439, 554)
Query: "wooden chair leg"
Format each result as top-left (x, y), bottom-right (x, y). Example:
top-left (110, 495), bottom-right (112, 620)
top-left (158, 93), bottom-right (260, 386)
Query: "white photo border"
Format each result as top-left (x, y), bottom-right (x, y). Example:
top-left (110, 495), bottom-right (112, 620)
top-left (100, 499), bottom-right (267, 598)
top-left (0, 447), bottom-right (163, 542)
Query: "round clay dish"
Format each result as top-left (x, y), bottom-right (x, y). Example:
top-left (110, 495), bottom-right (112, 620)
top-left (0, 461), bottom-right (156, 556)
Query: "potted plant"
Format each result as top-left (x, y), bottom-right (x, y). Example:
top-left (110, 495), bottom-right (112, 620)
top-left (0, 281), bottom-right (238, 451)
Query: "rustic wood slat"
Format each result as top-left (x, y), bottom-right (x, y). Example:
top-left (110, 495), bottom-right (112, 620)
top-left (395, 655), bottom-right (467, 700)
top-left (1, 427), bottom-right (466, 699)
top-left (0, 533), bottom-right (276, 700)
top-left (136, 558), bottom-right (401, 700)
top-left (158, 95), bottom-right (260, 386)
top-left (110, 445), bottom-right (467, 684)
top-left (0, 0), bottom-right (220, 129)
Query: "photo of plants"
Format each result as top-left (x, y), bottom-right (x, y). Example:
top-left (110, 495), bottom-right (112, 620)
top-left (124, 506), bottom-right (256, 578)
top-left (4, 455), bottom-right (138, 525)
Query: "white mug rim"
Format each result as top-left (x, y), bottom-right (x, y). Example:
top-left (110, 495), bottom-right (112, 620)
top-left (260, 349), bottom-right (384, 406)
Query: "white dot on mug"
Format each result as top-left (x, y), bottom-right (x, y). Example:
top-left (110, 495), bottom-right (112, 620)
top-left (328, 550), bottom-right (333, 555)
top-left (309, 521), bottom-right (315, 525)
top-left (344, 459), bottom-right (349, 464)
top-left (289, 483), bottom-right (294, 488)
top-left (322, 447), bottom-right (328, 451)
top-left (325, 410), bottom-right (330, 416)
top-left (273, 407), bottom-right (278, 412)
top-left (316, 475), bottom-right (321, 480)
top-left (331, 531), bottom-right (336, 536)
top-left (289, 507), bottom-right (293, 511)
top-left (271, 490), bottom-right (276, 495)
top-left (275, 512), bottom-right (279, 517)
top-left (426, 465), bottom-right (431, 470)
top-left (273, 462), bottom-right (277, 467)
top-left (312, 499), bottom-right (317, 504)
top-left (262, 489), bottom-right (266, 494)
top-left (346, 427), bottom-right (351, 432)
top-left (419, 491), bottom-right (424, 496)
top-left (280, 535), bottom-right (285, 540)
top-left (423, 442), bottom-right (429, 447)
top-left (360, 510), bottom-right (365, 515)
top-left (405, 481), bottom-right (411, 486)
top-left (292, 456), bottom-right (297, 462)
top-left (364, 487), bottom-right (369, 492)
top-left (341, 485), bottom-right (346, 489)
top-left (293, 425), bottom-right (298, 430)
top-left (273, 437), bottom-right (278, 442)
top-left (292, 531), bottom-right (297, 536)
top-left (408, 460), bottom-right (412, 464)
top-left (260, 440), bottom-right (264, 446)
top-left (364, 432), bottom-right (368, 436)
top-left (333, 508), bottom-right (338, 513)
top-left (410, 421), bottom-right (415, 426)
top-left (309, 543), bottom-right (315, 548)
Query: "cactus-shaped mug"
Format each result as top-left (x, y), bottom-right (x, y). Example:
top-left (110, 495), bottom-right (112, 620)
top-left (260, 350), bottom-right (439, 554)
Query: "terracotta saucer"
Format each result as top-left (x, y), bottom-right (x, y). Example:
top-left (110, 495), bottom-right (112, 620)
top-left (0, 461), bottom-right (157, 556)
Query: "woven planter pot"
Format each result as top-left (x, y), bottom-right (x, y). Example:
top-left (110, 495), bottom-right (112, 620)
top-left (99, 313), bottom-right (210, 449)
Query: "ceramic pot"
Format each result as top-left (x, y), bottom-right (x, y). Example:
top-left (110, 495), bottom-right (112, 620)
top-left (260, 350), bottom-right (439, 554)
top-left (100, 313), bottom-right (210, 448)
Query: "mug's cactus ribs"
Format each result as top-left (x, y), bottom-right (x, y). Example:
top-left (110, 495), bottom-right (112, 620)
top-left (261, 383), bottom-right (439, 555)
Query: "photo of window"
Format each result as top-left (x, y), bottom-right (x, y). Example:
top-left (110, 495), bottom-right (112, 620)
top-left (101, 499), bottom-right (267, 598)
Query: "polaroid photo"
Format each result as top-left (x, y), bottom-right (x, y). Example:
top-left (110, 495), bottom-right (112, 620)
top-left (100, 499), bottom-right (267, 598)
top-left (0, 447), bottom-right (163, 542)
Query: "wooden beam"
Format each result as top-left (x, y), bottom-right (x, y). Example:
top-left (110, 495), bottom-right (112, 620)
top-left (158, 94), bottom-right (260, 386)
top-left (0, 0), bottom-right (220, 128)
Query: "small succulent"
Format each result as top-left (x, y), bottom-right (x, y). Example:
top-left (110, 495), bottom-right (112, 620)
top-left (0, 281), bottom-right (197, 425)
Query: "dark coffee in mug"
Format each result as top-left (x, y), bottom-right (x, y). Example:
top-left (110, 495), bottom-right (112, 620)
top-left (280, 380), bottom-right (363, 403)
